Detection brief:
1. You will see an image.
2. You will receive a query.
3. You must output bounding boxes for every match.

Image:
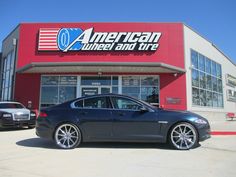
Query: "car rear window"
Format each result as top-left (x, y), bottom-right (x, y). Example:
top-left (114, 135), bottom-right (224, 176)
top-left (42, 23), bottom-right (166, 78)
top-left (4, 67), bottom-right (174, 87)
top-left (74, 97), bottom-right (109, 109)
top-left (84, 97), bottom-right (108, 109)
top-left (0, 103), bottom-right (24, 109)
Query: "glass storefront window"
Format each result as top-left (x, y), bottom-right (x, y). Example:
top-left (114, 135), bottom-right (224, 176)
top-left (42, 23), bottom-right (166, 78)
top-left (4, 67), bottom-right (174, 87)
top-left (212, 77), bottom-right (217, 92)
top-left (199, 72), bottom-right (206, 89)
top-left (112, 87), bottom-right (118, 94)
top-left (206, 91), bottom-right (212, 107)
top-left (191, 49), bottom-right (223, 108)
top-left (40, 75), bottom-right (159, 108)
top-left (112, 76), bottom-right (118, 85)
top-left (192, 88), bottom-right (200, 106)
top-left (81, 76), bottom-right (111, 86)
top-left (206, 74), bottom-right (212, 90)
top-left (141, 87), bottom-right (159, 103)
top-left (191, 50), bottom-right (198, 69)
top-left (216, 64), bottom-right (222, 78)
top-left (217, 79), bottom-right (222, 93)
top-left (199, 89), bottom-right (206, 106)
top-left (60, 76), bottom-right (77, 85)
top-left (122, 76), bottom-right (140, 86)
top-left (3, 89), bottom-right (8, 101)
top-left (199, 54), bottom-right (205, 71)
top-left (6, 53), bottom-right (11, 70)
top-left (192, 69), bottom-right (199, 87)
top-left (213, 93), bottom-right (218, 107)
top-left (59, 86), bottom-right (76, 103)
top-left (122, 87), bottom-right (140, 99)
top-left (211, 61), bottom-right (217, 76)
top-left (40, 76), bottom-right (77, 108)
top-left (122, 76), bottom-right (159, 105)
top-left (41, 86), bottom-right (58, 104)
top-left (141, 76), bottom-right (159, 86)
top-left (205, 58), bottom-right (211, 74)
top-left (41, 76), bottom-right (59, 85)
top-left (1, 51), bottom-right (15, 101)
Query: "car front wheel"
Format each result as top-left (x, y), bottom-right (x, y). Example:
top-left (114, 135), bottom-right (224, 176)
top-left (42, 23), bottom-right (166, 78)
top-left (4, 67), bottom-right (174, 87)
top-left (54, 123), bottom-right (81, 149)
top-left (169, 122), bottom-right (198, 150)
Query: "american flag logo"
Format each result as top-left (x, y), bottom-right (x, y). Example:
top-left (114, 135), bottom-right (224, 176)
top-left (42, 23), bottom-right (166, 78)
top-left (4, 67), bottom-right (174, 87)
top-left (38, 28), bottom-right (60, 51)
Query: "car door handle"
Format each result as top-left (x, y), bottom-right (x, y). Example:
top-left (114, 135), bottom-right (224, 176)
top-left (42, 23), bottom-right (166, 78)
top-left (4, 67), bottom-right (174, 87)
top-left (118, 112), bottom-right (125, 116)
top-left (80, 112), bottom-right (88, 115)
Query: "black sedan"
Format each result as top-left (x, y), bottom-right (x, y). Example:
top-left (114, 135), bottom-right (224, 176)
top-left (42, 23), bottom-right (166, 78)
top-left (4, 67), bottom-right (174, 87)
top-left (36, 94), bottom-right (211, 150)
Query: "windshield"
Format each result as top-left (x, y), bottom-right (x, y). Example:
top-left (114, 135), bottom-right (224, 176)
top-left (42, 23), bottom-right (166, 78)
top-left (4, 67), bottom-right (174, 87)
top-left (0, 103), bottom-right (25, 109)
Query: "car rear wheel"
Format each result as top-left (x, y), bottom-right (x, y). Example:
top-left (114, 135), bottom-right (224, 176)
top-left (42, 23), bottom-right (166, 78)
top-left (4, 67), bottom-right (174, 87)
top-left (169, 122), bottom-right (198, 150)
top-left (54, 123), bottom-right (81, 149)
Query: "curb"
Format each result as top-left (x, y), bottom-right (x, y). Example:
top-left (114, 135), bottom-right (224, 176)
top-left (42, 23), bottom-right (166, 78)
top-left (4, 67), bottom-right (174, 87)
top-left (211, 131), bottom-right (236, 135)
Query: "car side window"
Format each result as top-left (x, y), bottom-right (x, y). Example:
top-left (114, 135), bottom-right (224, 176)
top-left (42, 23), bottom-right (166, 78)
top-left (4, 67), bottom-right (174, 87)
top-left (111, 97), bottom-right (142, 110)
top-left (74, 100), bottom-right (83, 108)
top-left (83, 97), bottom-right (108, 109)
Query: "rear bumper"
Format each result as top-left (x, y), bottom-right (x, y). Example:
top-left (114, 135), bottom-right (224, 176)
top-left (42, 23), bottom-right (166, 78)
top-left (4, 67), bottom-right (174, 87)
top-left (0, 117), bottom-right (36, 128)
top-left (36, 119), bottom-right (54, 139)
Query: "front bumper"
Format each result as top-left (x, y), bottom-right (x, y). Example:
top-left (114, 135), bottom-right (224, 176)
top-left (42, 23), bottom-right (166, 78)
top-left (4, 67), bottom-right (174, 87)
top-left (0, 117), bottom-right (36, 128)
top-left (197, 123), bottom-right (211, 141)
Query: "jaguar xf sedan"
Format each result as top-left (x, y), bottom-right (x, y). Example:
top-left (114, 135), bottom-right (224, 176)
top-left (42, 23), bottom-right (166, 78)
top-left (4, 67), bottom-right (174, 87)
top-left (36, 94), bottom-right (211, 150)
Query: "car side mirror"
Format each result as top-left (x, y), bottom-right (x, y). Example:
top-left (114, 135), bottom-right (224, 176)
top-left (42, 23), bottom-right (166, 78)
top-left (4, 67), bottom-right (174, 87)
top-left (139, 107), bottom-right (149, 113)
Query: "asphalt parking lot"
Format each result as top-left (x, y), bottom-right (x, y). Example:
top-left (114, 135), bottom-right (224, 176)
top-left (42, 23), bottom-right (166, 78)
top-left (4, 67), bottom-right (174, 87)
top-left (1, 119), bottom-right (236, 177)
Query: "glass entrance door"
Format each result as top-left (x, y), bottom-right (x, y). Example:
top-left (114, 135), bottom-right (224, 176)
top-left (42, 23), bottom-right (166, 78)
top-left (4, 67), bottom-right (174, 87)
top-left (81, 86), bottom-right (111, 96)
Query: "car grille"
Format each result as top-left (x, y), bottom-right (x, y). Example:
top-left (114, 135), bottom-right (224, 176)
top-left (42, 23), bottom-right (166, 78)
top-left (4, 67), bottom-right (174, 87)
top-left (14, 114), bottom-right (30, 121)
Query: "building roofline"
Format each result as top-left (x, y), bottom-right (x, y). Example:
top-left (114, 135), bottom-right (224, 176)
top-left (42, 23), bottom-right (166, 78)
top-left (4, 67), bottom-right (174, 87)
top-left (183, 23), bottom-right (236, 67)
top-left (16, 62), bottom-right (186, 73)
top-left (2, 24), bottom-right (20, 43)
top-left (19, 22), bottom-right (184, 25)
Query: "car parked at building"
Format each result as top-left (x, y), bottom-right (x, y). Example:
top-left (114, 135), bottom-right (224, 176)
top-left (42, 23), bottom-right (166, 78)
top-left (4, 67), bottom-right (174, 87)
top-left (0, 102), bottom-right (36, 129)
top-left (36, 94), bottom-right (211, 150)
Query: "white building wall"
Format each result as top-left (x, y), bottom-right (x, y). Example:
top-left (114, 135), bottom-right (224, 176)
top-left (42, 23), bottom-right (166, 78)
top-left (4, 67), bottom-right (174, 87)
top-left (183, 25), bottom-right (236, 120)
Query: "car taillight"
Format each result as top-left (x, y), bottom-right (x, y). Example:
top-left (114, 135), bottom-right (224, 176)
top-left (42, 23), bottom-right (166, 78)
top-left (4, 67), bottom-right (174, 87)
top-left (38, 112), bottom-right (48, 118)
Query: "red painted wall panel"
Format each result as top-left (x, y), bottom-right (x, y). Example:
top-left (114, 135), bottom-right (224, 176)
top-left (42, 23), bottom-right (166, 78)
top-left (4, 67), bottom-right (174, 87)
top-left (14, 73), bottom-right (41, 109)
top-left (159, 73), bottom-right (186, 110)
top-left (17, 23), bottom-right (185, 69)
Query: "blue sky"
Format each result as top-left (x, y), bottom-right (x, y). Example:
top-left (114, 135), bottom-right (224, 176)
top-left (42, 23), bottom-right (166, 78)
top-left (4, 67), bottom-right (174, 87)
top-left (0, 0), bottom-right (236, 63)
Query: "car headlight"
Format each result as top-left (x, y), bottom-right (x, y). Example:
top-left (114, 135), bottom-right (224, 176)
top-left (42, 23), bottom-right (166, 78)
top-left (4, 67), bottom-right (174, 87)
top-left (194, 118), bottom-right (208, 124)
top-left (2, 113), bottom-right (12, 118)
top-left (30, 113), bottom-right (36, 117)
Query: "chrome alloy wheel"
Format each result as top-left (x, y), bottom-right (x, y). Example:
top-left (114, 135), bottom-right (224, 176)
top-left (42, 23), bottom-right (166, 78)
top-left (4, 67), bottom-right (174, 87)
top-left (170, 123), bottom-right (198, 150)
top-left (54, 123), bottom-right (81, 149)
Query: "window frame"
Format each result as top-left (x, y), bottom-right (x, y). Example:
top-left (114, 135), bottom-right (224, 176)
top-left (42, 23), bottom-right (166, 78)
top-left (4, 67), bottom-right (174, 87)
top-left (190, 49), bottom-right (224, 108)
top-left (110, 96), bottom-right (144, 111)
top-left (72, 96), bottom-right (111, 110)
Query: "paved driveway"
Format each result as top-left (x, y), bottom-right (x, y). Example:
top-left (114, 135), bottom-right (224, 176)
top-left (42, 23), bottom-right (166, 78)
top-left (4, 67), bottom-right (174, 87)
top-left (0, 128), bottom-right (236, 177)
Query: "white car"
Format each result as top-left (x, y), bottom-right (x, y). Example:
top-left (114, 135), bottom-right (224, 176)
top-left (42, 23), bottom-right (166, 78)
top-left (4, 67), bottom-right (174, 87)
top-left (0, 102), bottom-right (36, 129)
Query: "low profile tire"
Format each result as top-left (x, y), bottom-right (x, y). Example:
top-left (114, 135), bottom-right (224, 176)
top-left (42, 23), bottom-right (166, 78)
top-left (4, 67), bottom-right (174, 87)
top-left (54, 123), bottom-right (81, 149)
top-left (169, 122), bottom-right (198, 150)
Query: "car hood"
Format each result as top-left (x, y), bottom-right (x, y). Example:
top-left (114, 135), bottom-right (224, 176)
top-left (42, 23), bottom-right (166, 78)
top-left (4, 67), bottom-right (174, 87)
top-left (0, 108), bottom-right (30, 114)
top-left (157, 108), bottom-right (206, 119)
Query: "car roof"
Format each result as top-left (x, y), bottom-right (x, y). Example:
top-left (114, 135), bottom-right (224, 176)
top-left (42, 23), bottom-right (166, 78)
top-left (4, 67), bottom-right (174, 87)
top-left (77, 93), bottom-right (135, 100)
top-left (0, 101), bottom-right (23, 104)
